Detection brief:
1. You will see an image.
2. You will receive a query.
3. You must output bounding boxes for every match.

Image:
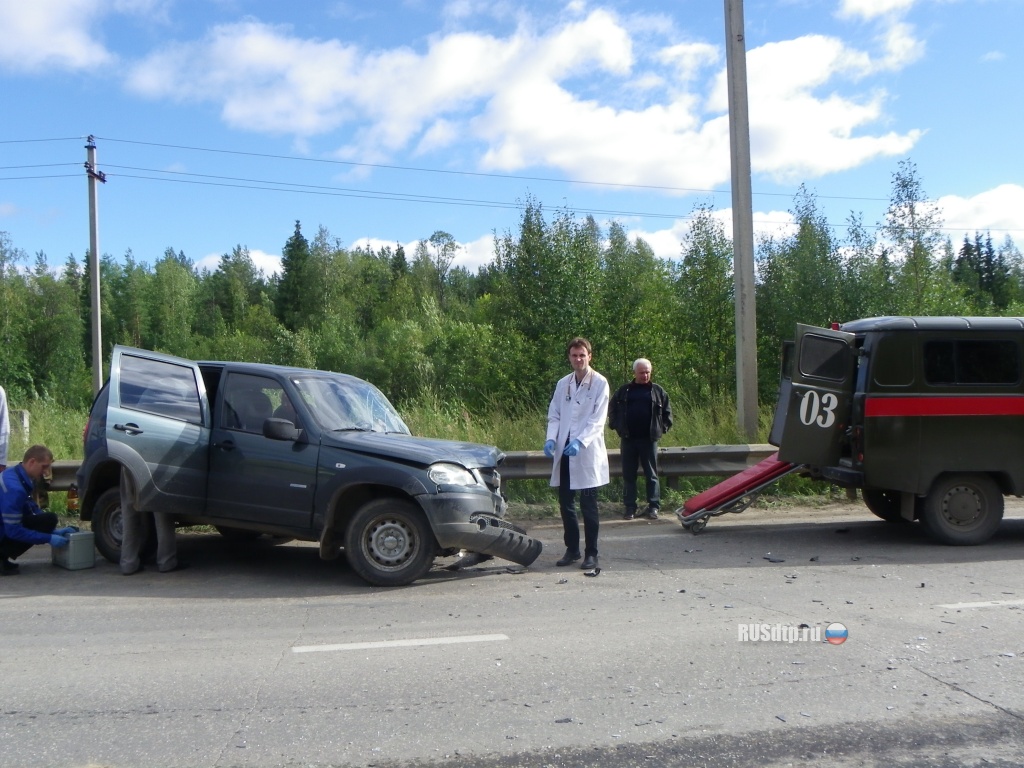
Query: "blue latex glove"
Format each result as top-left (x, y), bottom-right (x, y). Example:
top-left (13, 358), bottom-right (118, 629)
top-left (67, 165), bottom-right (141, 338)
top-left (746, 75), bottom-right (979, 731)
top-left (563, 439), bottom-right (583, 457)
top-left (50, 534), bottom-right (70, 548)
top-left (543, 439), bottom-right (556, 458)
top-left (54, 526), bottom-right (78, 536)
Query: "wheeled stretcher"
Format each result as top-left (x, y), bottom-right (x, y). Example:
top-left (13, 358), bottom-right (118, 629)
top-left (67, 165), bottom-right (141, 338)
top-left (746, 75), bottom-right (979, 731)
top-left (675, 452), bottom-right (803, 533)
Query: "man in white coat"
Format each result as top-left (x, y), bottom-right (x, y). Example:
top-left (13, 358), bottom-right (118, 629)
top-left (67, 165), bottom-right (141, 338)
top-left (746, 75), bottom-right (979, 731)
top-left (544, 337), bottom-right (610, 571)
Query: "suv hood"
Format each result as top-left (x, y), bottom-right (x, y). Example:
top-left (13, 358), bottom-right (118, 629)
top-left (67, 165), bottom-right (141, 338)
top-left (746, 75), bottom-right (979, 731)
top-left (324, 432), bottom-right (504, 469)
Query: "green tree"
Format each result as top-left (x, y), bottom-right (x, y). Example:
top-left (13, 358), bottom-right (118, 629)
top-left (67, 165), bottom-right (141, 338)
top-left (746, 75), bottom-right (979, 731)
top-left (883, 160), bottom-right (946, 314)
top-left (0, 232), bottom-right (34, 397)
top-left (276, 221), bottom-right (312, 331)
top-left (597, 222), bottom-right (674, 383)
top-left (675, 204), bottom-right (735, 403)
top-left (148, 252), bottom-right (198, 355)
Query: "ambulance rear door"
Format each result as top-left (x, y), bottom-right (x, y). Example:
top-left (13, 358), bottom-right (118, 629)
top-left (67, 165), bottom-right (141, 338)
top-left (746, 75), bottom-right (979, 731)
top-left (775, 324), bottom-right (858, 467)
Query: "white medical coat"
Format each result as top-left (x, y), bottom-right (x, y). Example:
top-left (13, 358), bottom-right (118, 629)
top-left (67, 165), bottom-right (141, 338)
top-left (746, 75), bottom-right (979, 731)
top-left (546, 369), bottom-right (610, 490)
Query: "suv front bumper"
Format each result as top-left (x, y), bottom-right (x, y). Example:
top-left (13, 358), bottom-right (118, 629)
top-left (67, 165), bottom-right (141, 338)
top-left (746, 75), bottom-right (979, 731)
top-left (420, 491), bottom-right (543, 567)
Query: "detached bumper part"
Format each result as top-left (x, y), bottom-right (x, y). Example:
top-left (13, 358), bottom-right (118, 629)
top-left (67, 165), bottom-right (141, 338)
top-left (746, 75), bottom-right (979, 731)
top-left (422, 492), bottom-right (543, 567)
top-left (465, 514), bottom-right (543, 566)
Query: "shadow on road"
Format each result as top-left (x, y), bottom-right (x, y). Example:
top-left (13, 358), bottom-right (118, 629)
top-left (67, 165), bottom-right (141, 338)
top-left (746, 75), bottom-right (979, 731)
top-left (4, 515), bottom-right (1022, 599)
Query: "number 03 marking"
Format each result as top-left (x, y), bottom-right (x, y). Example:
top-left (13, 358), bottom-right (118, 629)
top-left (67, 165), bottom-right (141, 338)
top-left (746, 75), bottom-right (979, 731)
top-left (799, 390), bottom-right (838, 428)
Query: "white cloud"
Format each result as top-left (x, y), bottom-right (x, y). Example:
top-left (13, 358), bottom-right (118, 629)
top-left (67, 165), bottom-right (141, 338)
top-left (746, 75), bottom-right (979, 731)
top-left (936, 184), bottom-right (1024, 242)
top-left (194, 248), bottom-right (282, 277)
top-left (0, 0), bottom-right (114, 71)
top-left (0, 0), bottom-right (164, 72)
top-left (457, 233), bottom-right (497, 270)
top-left (627, 208), bottom-right (797, 261)
top-left (839, 0), bottom-right (917, 21)
top-left (709, 33), bottom-right (923, 181)
top-left (123, 6), bottom-right (923, 192)
top-left (349, 234), bottom-right (496, 272)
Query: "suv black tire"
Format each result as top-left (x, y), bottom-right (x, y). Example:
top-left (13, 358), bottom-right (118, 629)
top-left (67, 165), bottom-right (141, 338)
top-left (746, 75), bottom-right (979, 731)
top-left (344, 499), bottom-right (436, 587)
top-left (919, 473), bottom-right (1003, 545)
top-left (92, 486), bottom-right (157, 564)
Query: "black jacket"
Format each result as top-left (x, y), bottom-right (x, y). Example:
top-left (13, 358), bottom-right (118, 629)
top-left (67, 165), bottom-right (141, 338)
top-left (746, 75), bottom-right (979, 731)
top-left (608, 381), bottom-right (672, 441)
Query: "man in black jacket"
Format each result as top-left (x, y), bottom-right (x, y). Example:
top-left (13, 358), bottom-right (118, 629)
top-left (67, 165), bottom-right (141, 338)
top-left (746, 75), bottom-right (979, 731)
top-left (608, 359), bottom-right (673, 520)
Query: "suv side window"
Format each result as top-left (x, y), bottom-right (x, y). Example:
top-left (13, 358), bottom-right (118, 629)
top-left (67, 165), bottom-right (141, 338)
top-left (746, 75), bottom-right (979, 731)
top-left (119, 354), bottom-right (202, 423)
top-left (222, 373), bottom-right (288, 433)
top-left (924, 339), bottom-right (1020, 385)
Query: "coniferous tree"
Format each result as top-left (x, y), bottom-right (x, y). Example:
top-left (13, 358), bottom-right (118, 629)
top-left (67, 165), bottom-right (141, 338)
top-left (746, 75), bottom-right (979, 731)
top-left (276, 220), bottom-right (311, 331)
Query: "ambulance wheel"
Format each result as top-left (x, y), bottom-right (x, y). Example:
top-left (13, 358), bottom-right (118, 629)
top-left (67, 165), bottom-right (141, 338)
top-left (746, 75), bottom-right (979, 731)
top-left (862, 489), bottom-right (904, 523)
top-left (919, 474), bottom-right (1003, 546)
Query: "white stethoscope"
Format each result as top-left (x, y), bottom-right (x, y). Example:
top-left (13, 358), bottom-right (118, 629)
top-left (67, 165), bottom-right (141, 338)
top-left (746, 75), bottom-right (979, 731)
top-left (565, 369), bottom-right (594, 402)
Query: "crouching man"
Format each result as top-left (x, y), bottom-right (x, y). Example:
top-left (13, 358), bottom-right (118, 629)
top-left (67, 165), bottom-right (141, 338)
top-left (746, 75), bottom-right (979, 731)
top-left (0, 445), bottom-right (72, 574)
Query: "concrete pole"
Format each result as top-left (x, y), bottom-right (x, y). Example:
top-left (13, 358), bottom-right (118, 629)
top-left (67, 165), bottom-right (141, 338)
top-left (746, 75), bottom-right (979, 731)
top-left (86, 136), bottom-right (105, 394)
top-left (724, 0), bottom-right (759, 440)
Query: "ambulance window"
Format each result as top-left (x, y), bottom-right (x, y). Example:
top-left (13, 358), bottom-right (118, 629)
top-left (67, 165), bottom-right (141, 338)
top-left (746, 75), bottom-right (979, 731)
top-left (799, 334), bottom-right (848, 381)
top-left (924, 340), bottom-right (1019, 385)
top-left (872, 336), bottom-right (913, 387)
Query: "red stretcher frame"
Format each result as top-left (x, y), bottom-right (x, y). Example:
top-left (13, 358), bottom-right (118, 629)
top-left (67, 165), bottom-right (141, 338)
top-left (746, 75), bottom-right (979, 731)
top-left (675, 452), bottom-right (802, 533)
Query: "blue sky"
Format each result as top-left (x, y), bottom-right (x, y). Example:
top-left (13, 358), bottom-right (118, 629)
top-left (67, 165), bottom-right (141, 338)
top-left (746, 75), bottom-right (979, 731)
top-left (2, 0), bottom-right (1022, 277)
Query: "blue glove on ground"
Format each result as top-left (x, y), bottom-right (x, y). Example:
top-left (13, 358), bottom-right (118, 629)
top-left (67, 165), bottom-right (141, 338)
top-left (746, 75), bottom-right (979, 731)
top-left (54, 526), bottom-right (78, 536)
top-left (50, 534), bottom-right (69, 548)
top-left (563, 439), bottom-right (583, 457)
top-left (543, 439), bottom-right (556, 458)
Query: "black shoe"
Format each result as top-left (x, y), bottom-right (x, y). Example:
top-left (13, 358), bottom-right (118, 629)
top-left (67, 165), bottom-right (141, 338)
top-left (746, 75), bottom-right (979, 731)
top-left (623, 508), bottom-right (636, 520)
top-left (556, 551), bottom-right (581, 567)
top-left (2, 558), bottom-right (20, 575)
top-left (581, 555), bottom-right (598, 570)
top-left (645, 507), bottom-right (659, 520)
top-left (160, 561), bottom-right (190, 573)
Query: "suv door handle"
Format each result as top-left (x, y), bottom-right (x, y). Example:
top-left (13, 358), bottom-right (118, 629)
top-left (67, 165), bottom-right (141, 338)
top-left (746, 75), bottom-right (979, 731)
top-left (114, 423), bottom-right (143, 436)
top-left (215, 439), bottom-right (237, 451)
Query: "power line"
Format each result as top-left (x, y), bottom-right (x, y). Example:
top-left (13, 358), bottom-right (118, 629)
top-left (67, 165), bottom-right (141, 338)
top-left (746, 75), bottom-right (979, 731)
top-left (104, 164), bottom-right (691, 221)
top-left (2, 134), bottom-right (1021, 237)
top-left (94, 134), bottom-right (890, 204)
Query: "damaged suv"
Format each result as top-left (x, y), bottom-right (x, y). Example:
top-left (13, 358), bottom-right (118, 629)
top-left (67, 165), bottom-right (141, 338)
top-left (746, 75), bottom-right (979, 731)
top-left (77, 346), bottom-right (542, 586)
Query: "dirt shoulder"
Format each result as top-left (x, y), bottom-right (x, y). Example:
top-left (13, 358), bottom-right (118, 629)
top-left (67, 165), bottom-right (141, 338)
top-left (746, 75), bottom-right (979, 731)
top-left (505, 495), bottom-right (1024, 526)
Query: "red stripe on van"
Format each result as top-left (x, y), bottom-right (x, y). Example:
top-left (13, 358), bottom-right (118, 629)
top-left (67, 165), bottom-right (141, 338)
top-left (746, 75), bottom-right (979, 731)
top-left (865, 396), bottom-right (1024, 417)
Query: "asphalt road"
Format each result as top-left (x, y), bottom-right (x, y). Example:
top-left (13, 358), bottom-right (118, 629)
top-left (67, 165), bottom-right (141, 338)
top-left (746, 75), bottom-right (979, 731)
top-left (2, 502), bottom-right (1023, 767)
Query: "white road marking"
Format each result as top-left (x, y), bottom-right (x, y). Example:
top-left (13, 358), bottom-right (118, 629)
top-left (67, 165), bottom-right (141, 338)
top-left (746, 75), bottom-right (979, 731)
top-left (292, 633), bottom-right (509, 654)
top-left (936, 599), bottom-right (1024, 609)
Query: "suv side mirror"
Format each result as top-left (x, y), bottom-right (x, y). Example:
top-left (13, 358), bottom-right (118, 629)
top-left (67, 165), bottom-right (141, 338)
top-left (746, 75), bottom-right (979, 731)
top-left (263, 417), bottom-right (300, 441)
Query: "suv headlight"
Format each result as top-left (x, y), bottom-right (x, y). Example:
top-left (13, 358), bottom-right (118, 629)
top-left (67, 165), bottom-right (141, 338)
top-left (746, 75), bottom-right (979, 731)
top-left (428, 463), bottom-right (479, 487)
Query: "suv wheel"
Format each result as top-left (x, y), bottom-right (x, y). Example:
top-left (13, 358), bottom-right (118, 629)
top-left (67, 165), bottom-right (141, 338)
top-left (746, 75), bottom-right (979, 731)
top-left (92, 486), bottom-right (157, 564)
top-left (919, 473), bottom-right (1003, 545)
top-left (344, 499), bottom-right (436, 586)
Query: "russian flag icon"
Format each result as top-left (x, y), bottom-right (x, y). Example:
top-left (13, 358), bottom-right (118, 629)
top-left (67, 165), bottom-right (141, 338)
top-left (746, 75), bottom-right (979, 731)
top-left (825, 622), bottom-right (848, 645)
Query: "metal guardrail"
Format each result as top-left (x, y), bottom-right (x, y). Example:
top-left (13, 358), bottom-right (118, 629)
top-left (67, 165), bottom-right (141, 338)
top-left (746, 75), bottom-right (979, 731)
top-left (45, 445), bottom-right (777, 493)
top-left (48, 461), bottom-right (83, 492)
top-left (499, 444), bottom-right (776, 486)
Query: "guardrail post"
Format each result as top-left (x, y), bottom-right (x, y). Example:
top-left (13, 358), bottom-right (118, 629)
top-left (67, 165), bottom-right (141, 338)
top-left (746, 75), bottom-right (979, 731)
top-left (12, 409), bottom-right (30, 438)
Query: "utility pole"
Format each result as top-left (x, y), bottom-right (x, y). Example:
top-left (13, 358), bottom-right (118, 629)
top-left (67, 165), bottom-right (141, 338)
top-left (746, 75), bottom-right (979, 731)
top-left (724, 0), bottom-right (759, 441)
top-left (85, 136), bottom-right (106, 395)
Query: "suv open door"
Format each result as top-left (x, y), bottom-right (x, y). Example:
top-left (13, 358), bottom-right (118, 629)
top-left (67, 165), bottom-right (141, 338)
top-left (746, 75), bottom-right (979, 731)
top-left (107, 346), bottom-right (210, 515)
top-left (772, 324), bottom-right (857, 467)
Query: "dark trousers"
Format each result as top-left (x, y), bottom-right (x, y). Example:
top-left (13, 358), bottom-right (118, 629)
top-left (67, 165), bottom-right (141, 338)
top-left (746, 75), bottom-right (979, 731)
top-left (558, 455), bottom-right (599, 557)
top-left (0, 511), bottom-right (58, 560)
top-left (621, 437), bottom-right (660, 510)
